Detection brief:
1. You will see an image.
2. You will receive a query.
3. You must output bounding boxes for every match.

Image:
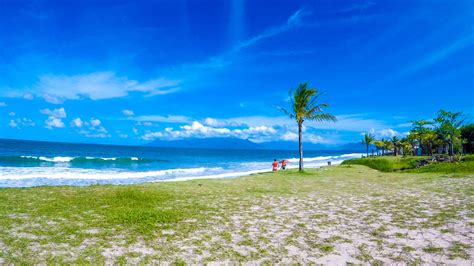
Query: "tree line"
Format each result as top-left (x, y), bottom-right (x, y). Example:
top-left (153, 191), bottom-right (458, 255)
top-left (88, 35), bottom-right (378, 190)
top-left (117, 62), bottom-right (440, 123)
top-left (362, 110), bottom-right (474, 157)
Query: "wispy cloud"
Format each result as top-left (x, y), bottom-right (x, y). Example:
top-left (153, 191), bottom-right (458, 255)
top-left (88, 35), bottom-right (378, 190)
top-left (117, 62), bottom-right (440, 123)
top-left (178, 8), bottom-right (311, 74)
top-left (232, 9), bottom-right (311, 52)
top-left (206, 114), bottom-right (392, 132)
top-left (131, 115), bottom-right (191, 124)
top-left (122, 109), bottom-right (134, 116)
top-left (397, 33), bottom-right (474, 77)
top-left (337, 1), bottom-right (375, 13)
top-left (4, 72), bottom-right (181, 103)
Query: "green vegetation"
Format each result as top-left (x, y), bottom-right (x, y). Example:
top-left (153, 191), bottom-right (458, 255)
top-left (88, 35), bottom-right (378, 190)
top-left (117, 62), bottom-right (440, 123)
top-left (278, 82), bottom-right (336, 171)
top-left (341, 156), bottom-right (420, 172)
top-left (362, 133), bottom-right (375, 157)
top-left (342, 155), bottom-right (474, 173)
top-left (366, 109), bottom-right (471, 157)
top-left (0, 164), bottom-right (472, 263)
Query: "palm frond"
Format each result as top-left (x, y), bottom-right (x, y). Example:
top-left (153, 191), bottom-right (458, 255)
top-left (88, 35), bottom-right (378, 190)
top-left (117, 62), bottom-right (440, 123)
top-left (276, 106), bottom-right (295, 119)
top-left (307, 113), bottom-right (337, 122)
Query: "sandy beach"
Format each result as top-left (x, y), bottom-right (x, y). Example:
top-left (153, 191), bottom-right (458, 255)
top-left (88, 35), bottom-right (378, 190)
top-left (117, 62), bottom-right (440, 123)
top-left (0, 164), bottom-right (472, 264)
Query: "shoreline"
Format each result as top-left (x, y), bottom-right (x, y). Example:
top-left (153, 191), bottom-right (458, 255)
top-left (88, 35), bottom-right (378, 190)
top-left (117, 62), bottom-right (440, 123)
top-left (0, 153), bottom-right (363, 188)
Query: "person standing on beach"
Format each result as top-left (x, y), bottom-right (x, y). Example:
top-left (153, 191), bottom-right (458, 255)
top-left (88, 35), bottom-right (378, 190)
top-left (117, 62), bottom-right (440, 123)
top-left (272, 159), bottom-right (279, 171)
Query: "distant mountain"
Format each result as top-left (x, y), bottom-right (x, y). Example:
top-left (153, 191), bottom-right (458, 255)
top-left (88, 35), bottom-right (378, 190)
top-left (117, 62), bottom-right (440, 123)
top-left (258, 141), bottom-right (330, 150)
top-left (147, 137), bottom-right (260, 150)
top-left (147, 137), bottom-right (374, 151)
top-left (333, 142), bottom-right (376, 152)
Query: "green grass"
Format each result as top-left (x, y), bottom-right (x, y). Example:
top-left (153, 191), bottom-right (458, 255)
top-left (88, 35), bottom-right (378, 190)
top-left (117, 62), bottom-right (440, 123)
top-left (409, 161), bottom-right (474, 174)
top-left (342, 155), bottom-right (474, 173)
top-left (0, 164), bottom-right (472, 263)
top-left (341, 156), bottom-right (420, 172)
top-left (422, 245), bottom-right (443, 253)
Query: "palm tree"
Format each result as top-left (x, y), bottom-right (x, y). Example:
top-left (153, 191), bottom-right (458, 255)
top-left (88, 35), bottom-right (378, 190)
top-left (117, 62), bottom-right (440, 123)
top-left (391, 136), bottom-right (401, 156)
top-left (361, 133), bottom-right (375, 157)
top-left (400, 139), bottom-right (412, 157)
top-left (383, 139), bottom-right (393, 155)
top-left (279, 82), bottom-right (336, 171)
top-left (373, 140), bottom-right (385, 156)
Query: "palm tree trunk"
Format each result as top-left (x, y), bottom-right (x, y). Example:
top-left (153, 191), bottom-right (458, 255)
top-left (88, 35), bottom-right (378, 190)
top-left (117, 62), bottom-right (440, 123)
top-left (366, 144), bottom-right (369, 157)
top-left (298, 121), bottom-right (303, 171)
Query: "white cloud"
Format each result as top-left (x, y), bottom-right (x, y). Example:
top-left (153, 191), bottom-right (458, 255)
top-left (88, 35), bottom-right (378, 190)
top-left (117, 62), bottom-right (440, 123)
top-left (70, 117), bottom-right (110, 138)
top-left (281, 131), bottom-right (298, 141)
top-left (216, 114), bottom-right (389, 132)
top-left (132, 115), bottom-right (191, 123)
top-left (34, 72), bottom-right (180, 103)
top-left (23, 93), bottom-right (34, 100)
top-left (233, 9), bottom-right (310, 52)
top-left (71, 118), bottom-right (84, 128)
top-left (376, 128), bottom-right (399, 138)
top-left (45, 117), bottom-right (65, 129)
top-left (8, 112), bottom-right (15, 116)
top-left (396, 123), bottom-right (412, 128)
top-left (8, 120), bottom-right (18, 128)
top-left (140, 121), bottom-right (327, 144)
top-left (279, 130), bottom-right (326, 144)
top-left (122, 109), bottom-right (134, 116)
top-left (138, 114), bottom-right (404, 144)
top-left (40, 107), bottom-right (67, 129)
top-left (40, 107), bottom-right (67, 118)
top-left (0, 102), bottom-right (6, 107)
top-left (42, 94), bottom-right (63, 104)
top-left (8, 118), bottom-right (35, 128)
top-left (133, 128), bottom-right (139, 134)
top-left (397, 34), bottom-right (474, 78)
top-left (118, 133), bottom-right (128, 138)
top-left (90, 118), bottom-right (101, 127)
top-left (78, 123), bottom-right (109, 138)
top-left (79, 130), bottom-right (110, 138)
top-left (338, 1), bottom-right (375, 13)
top-left (203, 117), bottom-right (241, 127)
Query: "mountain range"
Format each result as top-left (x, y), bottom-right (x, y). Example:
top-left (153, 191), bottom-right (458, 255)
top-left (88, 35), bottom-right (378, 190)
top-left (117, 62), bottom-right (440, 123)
top-left (147, 137), bottom-right (376, 151)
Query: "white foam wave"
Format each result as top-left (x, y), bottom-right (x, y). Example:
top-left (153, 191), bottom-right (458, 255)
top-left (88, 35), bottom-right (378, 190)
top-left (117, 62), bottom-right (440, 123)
top-left (163, 156), bottom-right (356, 182)
top-left (1, 153), bottom-right (363, 187)
top-left (19, 156), bottom-right (142, 162)
top-left (0, 167), bottom-right (222, 180)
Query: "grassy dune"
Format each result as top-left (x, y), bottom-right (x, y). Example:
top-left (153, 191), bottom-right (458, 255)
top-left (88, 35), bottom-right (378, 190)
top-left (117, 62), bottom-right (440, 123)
top-left (0, 164), bottom-right (473, 263)
top-left (342, 155), bottom-right (474, 173)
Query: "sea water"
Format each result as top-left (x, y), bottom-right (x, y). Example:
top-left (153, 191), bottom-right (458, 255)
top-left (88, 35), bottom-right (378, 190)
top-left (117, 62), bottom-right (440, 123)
top-left (0, 139), bottom-right (362, 187)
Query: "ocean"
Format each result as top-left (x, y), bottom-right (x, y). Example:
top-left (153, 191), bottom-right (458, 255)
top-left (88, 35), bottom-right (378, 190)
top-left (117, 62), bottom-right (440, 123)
top-left (0, 139), bottom-right (362, 187)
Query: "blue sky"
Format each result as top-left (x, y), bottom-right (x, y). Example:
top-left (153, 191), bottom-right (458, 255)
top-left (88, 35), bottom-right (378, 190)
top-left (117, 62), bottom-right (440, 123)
top-left (0, 0), bottom-right (473, 146)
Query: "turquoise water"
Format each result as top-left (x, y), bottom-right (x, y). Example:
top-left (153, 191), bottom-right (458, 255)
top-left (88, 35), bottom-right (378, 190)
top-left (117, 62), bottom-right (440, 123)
top-left (0, 139), bottom-right (362, 187)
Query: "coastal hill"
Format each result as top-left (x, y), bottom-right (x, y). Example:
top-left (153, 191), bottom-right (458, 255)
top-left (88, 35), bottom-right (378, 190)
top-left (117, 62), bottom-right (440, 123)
top-left (147, 137), bottom-right (375, 151)
top-left (146, 137), bottom-right (260, 150)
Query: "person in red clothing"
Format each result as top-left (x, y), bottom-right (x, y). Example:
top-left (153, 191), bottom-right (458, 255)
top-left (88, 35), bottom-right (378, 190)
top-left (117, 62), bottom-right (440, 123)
top-left (272, 159), bottom-right (279, 171)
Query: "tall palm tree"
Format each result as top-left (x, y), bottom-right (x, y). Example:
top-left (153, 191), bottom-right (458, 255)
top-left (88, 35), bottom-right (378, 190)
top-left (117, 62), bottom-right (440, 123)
top-left (361, 133), bottom-right (375, 157)
top-left (383, 139), bottom-right (393, 155)
top-left (400, 139), bottom-right (412, 156)
top-left (391, 136), bottom-right (401, 156)
top-left (279, 82), bottom-right (336, 171)
top-left (373, 140), bottom-right (385, 156)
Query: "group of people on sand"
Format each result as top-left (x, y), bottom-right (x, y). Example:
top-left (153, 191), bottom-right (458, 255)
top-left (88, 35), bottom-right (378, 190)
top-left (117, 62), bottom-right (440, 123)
top-left (272, 159), bottom-right (288, 171)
